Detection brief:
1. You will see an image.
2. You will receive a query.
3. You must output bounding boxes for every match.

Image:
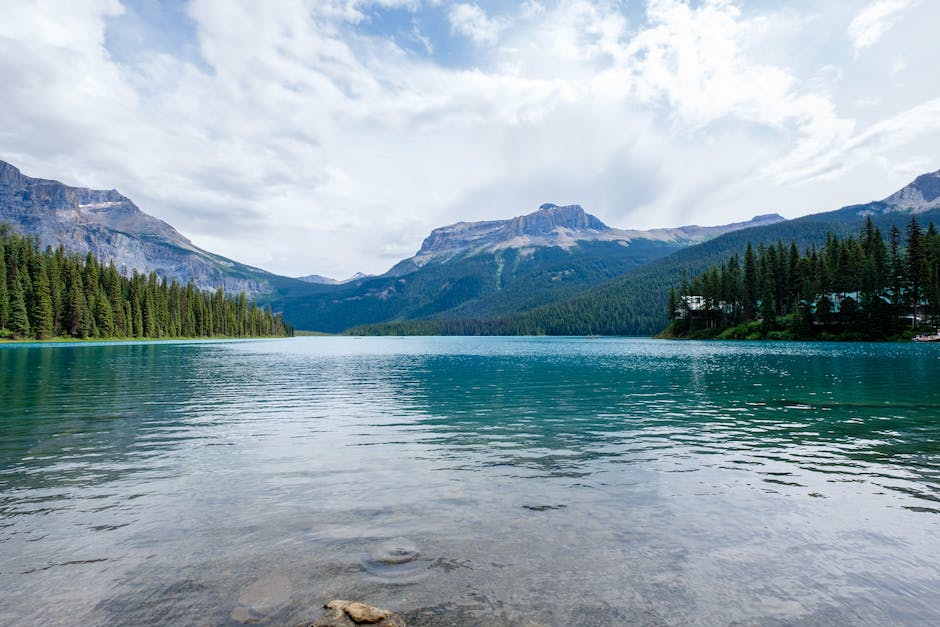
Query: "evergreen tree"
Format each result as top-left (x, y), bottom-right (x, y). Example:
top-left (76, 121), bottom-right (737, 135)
top-left (664, 219), bottom-right (938, 340)
top-left (64, 264), bottom-right (85, 336)
top-left (31, 259), bottom-right (54, 339)
top-left (79, 301), bottom-right (96, 338)
top-left (9, 272), bottom-right (30, 338)
top-left (106, 263), bottom-right (126, 335)
top-left (889, 225), bottom-right (903, 319)
top-left (743, 243), bottom-right (758, 320)
top-left (83, 252), bottom-right (99, 295)
top-left (906, 218), bottom-right (926, 328)
top-left (925, 223), bottom-right (940, 325)
top-left (95, 290), bottom-right (114, 337)
top-left (787, 242), bottom-right (800, 312)
top-left (0, 236), bottom-right (8, 330)
top-left (0, 225), bottom-right (292, 340)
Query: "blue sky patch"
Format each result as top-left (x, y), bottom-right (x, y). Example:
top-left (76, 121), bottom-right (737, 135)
top-left (104, 0), bottom-right (210, 71)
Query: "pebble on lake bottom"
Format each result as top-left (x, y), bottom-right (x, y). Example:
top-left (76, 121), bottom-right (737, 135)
top-left (230, 572), bottom-right (292, 623)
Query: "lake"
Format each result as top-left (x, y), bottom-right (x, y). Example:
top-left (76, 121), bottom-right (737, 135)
top-left (1, 337), bottom-right (939, 625)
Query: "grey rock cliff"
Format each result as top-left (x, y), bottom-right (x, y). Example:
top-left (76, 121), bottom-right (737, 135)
top-left (880, 170), bottom-right (940, 212)
top-left (0, 160), bottom-right (274, 295)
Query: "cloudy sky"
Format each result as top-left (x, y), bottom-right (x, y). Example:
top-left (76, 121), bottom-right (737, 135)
top-left (1, 1), bottom-right (939, 278)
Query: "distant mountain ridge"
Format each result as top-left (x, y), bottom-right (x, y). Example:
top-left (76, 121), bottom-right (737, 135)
top-left (270, 203), bottom-right (786, 332)
top-left (873, 169), bottom-right (940, 213)
top-left (10, 156), bottom-right (934, 336)
top-left (297, 272), bottom-right (371, 285)
top-left (378, 167), bottom-right (940, 337)
top-left (0, 159), bottom-right (292, 295)
top-left (389, 203), bottom-right (784, 275)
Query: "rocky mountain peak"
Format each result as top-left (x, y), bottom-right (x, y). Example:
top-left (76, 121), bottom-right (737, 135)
top-left (512, 204), bottom-right (608, 235)
top-left (881, 169), bottom-right (940, 212)
top-left (412, 203), bottom-right (610, 261)
top-left (392, 202), bottom-right (792, 279)
top-left (0, 159), bottom-right (274, 295)
top-left (0, 160), bottom-right (26, 187)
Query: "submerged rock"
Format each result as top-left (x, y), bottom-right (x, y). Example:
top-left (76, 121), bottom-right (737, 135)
top-left (303, 599), bottom-right (406, 626)
top-left (230, 606), bottom-right (263, 624)
top-left (230, 573), bottom-right (292, 623)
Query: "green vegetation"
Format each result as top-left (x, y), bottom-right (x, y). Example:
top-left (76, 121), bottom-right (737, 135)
top-left (269, 239), bottom-right (685, 333)
top-left (662, 217), bottom-right (939, 341)
top-left (349, 207), bottom-right (940, 338)
top-left (0, 225), bottom-right (292, 341)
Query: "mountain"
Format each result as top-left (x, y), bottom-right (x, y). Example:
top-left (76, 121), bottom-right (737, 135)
top-left (0, 159), bottom-right (297, 295)
top-left (297, 272), bottom-right (372, 285)
top-left (361, 169), bottom-right (940, 337)
top-left (13, 155), bottom-right (930, 337)
top-left (879, 169), bottom-right (940, 212)
top-left (269, 204), bottom-right (784, 332)
top-left (389, 203), bottom-right (783, 275)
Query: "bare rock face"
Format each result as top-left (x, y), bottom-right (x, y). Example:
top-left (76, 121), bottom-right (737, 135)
top-left (0, 159), bottom-right (275, 296)
top-left (302, 599), bottom-right (406, 627)
top-left (881, 170), bottom-right (940, 212)
top-left (410, 204), bottom-right (607, 262)
top-left (386, 202), bottom-right (786, 276)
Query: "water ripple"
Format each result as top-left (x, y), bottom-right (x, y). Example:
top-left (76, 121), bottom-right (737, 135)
top-left (0, 337), bottom-right (938, 625)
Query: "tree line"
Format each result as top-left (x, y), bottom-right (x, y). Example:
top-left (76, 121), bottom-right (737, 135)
top-left (0, 225), bottom-right (293, 340)
top-left (666, 217), bottom-right (940, 340)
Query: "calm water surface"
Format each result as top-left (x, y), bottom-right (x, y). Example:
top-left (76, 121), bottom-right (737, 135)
top-left (1, 337), bottom-right (939, 625)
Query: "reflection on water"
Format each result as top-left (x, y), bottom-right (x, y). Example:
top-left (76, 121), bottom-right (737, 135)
top-left (1, 337), bottom-right (939, 625)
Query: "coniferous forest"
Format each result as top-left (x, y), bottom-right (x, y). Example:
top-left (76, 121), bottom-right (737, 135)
top-left (0, 225), bottom-right (293, 340)
top-left (664, 217), bottom-right (940, 341)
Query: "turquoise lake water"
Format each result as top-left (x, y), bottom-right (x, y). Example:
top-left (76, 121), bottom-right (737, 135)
top-left (1, 337), bottom-right (939, 625)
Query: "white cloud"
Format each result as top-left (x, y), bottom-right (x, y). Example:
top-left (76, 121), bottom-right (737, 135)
top-left (848, 0), bottom-right (914, 56)
top-left (624, 1), bottom-right (834, 132)
top-left (0, 0), bottom-right (939, 278)
top-left (410, 20), bottom-right (433, 54)
top-left (448, 3), bottom-right (503, 45)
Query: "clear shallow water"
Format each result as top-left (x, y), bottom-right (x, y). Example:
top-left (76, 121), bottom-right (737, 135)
top-left (1, 337), bottom-right (939, 626)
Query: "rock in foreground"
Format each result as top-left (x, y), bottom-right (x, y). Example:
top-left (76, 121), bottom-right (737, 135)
top-left (302, 599), bottom-right (406, 627)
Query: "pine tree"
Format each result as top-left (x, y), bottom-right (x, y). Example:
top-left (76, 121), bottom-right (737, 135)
top-left (0, 227), bottom-right (291, 341)
top-left (889, 226), bottom-right (903, 328)
top-left (0, 237), bottom-right (8, 330)
top-left (47, 247), bottom-right (65, 331)
top-left (743, 243), bottom-right (758, 320)
top-left (925, 222), bottom-right (940, 326)
top-left (31, 259), bottom-right (54, 339)
top-left (107, 263), bottom-right (126, 335)
top-left (79, 301), bottom-right (96, 338)
top-left (64, 265), bottom-right (85, 336)
top-left (95, 290), bottom-right (114, 337)
top-left (9, 272), bottom-right (30, 339)
top-left (906, 218), bottom-right (926, 328)
top-left (787, 242), bottom-right (800, 312)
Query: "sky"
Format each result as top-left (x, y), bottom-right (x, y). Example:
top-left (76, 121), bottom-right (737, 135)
top-left (1, 0), bottom-right (939, 279)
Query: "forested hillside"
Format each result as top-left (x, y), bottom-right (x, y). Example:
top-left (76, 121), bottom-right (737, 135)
top-left (0, 225), bottom-right (292, 340)
top-left (666, 217), bottom-right (939, 340)
top-left (270, 239), bottom-right (684, 332)
top-left (349, 203), bottom-right (940, 336)
top-left (265, 204), bottom-right (782, 332)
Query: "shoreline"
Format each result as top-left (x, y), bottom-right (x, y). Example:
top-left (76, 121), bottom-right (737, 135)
top-left (0, 335), bottom-right (293, 346)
